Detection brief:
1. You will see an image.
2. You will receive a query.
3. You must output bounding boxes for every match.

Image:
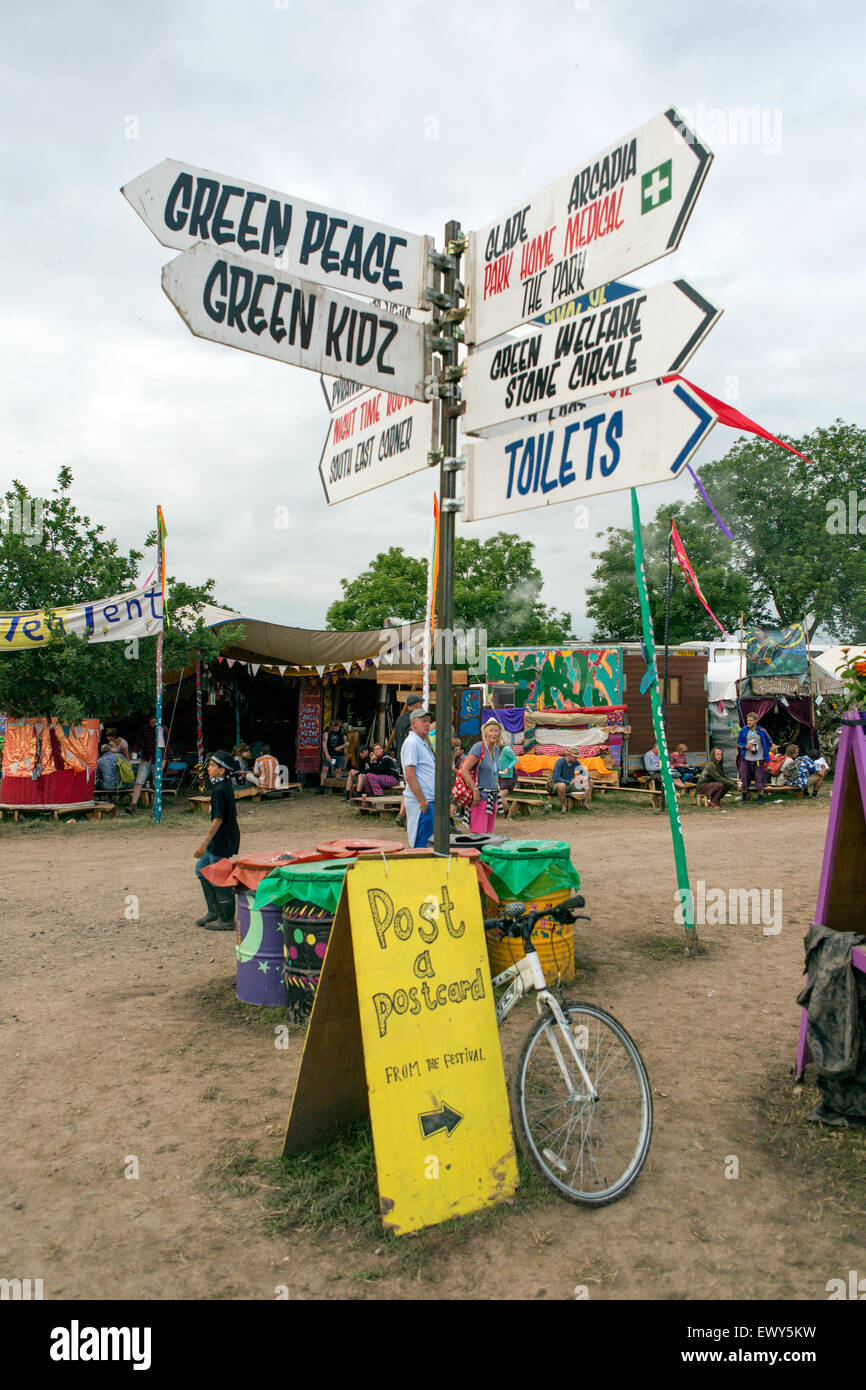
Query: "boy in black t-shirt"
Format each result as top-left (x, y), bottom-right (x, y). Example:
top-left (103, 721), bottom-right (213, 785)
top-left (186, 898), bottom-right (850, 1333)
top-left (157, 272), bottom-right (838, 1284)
top-left (194, 750), bottom-right (240, 929)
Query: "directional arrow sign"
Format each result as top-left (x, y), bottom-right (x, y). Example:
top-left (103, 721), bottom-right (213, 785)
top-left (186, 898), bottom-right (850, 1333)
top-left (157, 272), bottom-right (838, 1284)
top-left (466, 108), bottom-right (712, 346)
top-left (418, 1102), bottom-right (464, 1138)
top-left (122, 158), bottom-right (433, 309)
top-left (162, 242), bottom-right (431, 401)
top-left (319, 385), bottom-right (438, 504)
top-left (462, 380), bottom-right (717, 521)
top-left (464, 279), bottom-right (721, 434)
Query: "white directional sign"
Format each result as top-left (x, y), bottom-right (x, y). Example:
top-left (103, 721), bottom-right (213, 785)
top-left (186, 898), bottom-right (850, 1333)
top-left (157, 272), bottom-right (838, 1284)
top-left (463, 279), bottom-right (721, 434)
top-left (122, 158), bottom-right (433, 309)
top-left (466, 108), bottom-right (712, 346)
top-left (318, 386), bottom-right (438, 504)
top-left (462, 379), bottom-right (717, 521)
top-left (162, 243), bottom-right (431, 401)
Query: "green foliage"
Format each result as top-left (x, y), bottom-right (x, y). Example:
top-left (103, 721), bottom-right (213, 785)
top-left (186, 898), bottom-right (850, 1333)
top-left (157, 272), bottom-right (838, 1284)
top-left (586, 421), bottom-right (866, 643)
top-left (0, 471), bottom-right (242, 722)
top-left (326, 534), bottom-right (571, 646)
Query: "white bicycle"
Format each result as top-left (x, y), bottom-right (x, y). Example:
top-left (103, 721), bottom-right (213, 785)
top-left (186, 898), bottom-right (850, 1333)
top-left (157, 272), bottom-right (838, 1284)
top-left (488, 895), bottom-right (653, 1206)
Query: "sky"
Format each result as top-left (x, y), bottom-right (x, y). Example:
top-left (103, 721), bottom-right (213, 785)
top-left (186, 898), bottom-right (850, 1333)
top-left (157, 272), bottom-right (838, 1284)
top-left (2, 0), bottom-right (864, 636)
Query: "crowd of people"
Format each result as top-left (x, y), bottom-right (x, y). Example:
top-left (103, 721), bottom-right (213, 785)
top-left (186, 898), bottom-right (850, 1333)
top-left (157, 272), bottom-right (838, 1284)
top-left (640, 712), bottom-right (830, 811)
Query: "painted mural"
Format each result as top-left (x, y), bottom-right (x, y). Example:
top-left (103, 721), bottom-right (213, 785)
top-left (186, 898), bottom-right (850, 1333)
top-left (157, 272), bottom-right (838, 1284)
top-left (459, 687), bottom-right (482, 747)
top-left (487, 648), bottom-right (622, 710)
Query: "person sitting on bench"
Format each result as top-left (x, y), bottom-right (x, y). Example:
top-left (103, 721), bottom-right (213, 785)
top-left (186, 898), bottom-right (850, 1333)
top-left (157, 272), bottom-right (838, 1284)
top-left (363, 744), bottom-right (401, 798)
top-left (551, 747), bottom-right (592, 810)
top-left (245, 745), bottom-right (279, 790)
top-left (344, 746), bottom-right (371, 799)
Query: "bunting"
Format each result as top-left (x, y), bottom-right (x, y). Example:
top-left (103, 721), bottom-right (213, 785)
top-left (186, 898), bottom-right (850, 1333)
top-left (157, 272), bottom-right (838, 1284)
top-left (670, 519), bottom-right (729, 637)
top-left (663, 375), bottom-right (814, 464)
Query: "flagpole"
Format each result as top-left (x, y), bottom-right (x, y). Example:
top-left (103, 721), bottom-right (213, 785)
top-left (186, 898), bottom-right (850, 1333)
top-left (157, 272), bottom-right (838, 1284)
top-left (738, 610), bottom-right (745, 712)
top-left (195, 653), bottom-right (205, 791)
top-left (631, 489), bottom-right (698, 954)
top-left (804, 611), bottom-right (815, 745)
top-left (663, 519), bottom-right (673, 738)
top-left (154, 506), bottom-right (165, 825)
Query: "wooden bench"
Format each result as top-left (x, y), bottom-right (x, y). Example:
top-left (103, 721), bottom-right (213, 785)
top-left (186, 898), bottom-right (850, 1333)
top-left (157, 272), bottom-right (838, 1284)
top-left (2, 802), bottom-right (116, 822)
top-left (188, 788), bottom-right (262, 814)
top-left (352, 795), bottom-right (403, 818)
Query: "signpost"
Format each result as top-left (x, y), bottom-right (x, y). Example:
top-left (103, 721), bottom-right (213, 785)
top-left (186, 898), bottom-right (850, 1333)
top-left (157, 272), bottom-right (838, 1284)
top-left (318, 385), bottom-right (438, 504)
top-left (162, 242), bottom-right (431, 401)
top-left (122, 158), bottom-right (433, 308)
top-left (463, 279), bottom-right (721, 434)
top-left (284, 857), bottom-right (518, 1235)
top-left (462, 379), bottom-right (717, 521)
top-left (465, 108), bottom-right (712, 345)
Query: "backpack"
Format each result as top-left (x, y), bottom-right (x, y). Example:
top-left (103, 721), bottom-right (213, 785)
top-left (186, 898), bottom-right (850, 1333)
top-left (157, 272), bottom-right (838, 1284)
top-left (116, 754), bottom-right (135, 785)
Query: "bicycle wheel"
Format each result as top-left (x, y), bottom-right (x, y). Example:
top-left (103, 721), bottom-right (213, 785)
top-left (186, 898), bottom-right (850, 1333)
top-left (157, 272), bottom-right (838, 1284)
top-left (512, 1002), bottom-right (652, 1206)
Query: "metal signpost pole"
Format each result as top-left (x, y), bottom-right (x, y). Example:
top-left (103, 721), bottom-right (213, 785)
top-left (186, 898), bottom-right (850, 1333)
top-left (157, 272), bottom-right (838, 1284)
top-left (429, 220), bottom-right (466, 855)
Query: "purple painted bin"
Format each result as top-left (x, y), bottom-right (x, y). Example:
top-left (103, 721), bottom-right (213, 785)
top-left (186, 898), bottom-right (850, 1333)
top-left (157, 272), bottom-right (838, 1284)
top-left (236, 889), bottom-right (287, 1007)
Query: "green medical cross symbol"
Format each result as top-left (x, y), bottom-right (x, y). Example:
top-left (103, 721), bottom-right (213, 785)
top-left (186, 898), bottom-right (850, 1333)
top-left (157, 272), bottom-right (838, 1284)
top-left (641, 160), bottom-right (672, 213)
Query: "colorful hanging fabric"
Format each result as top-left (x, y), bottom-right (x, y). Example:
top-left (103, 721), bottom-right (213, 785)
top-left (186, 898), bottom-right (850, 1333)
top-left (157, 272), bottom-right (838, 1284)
top-left (670, 520), bottom-right (729, 636)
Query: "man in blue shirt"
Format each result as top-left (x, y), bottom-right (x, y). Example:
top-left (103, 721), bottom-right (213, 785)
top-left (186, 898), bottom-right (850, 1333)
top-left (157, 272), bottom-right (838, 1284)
top-left (96, 743), bottom-right (120, 790)
top-left (551, 747), bottom-right (592, 810)
top-left (736, 712), bottom-right (773, 804)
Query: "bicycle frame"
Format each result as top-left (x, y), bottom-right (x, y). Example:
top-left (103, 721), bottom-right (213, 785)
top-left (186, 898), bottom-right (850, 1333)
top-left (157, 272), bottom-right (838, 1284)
top-left (492, 950), bottom-right (599, 1103)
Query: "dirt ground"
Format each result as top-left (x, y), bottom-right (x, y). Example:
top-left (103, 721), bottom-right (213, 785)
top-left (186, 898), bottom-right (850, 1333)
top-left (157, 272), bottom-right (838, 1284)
top-left (2, 789), bottom-right (863, 1302)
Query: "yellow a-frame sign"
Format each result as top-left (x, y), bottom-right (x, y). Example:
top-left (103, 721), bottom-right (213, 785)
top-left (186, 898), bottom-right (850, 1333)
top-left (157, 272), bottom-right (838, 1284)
top-left (283, 854), bottom-right (518, 1235)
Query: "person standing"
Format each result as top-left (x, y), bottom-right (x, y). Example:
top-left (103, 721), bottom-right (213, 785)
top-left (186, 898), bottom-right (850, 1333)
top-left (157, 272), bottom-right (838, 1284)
top-left (400, 708), bottom-right (435, 848)
top-left (390, 692), bottom-right (422, 826)
top-left (737, 711), bottom-right (773, 804)
top-left (124, 714), bottom-right (166, 814)
top-left (460, 718), bottom-right (508, 830)
top-left (318, 721), bottom-right (347, 793)
top-left (194, 750), bottom-right (240, 929)
top-left (695, 747), bottom-right (740, 809)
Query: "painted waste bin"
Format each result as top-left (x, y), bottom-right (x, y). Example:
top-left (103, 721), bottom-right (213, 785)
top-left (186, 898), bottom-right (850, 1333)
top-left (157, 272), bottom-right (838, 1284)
top-left (479, 839), bottom-right (581, 983)
top-left (236, 890), bottom-right (290, 1007)
top-left (255, 858), bottom-right (355, 1024)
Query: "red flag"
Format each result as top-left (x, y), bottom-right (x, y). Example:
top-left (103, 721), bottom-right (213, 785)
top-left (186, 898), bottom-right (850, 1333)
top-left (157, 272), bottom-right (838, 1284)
top-left (670, 519), bottom-right (729, 636)
top-left (663, 376), bottom-right (813, 464)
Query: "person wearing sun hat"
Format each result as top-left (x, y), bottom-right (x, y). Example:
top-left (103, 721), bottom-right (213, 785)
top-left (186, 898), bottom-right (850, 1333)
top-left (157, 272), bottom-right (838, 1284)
top-left (194, 750), bottom-right (240, 929)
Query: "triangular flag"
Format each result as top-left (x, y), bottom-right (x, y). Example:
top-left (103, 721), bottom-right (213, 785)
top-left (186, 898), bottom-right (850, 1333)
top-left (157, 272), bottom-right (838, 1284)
top-left (216, 655), bottom-right (224, 663)
top-left (250, 663), bottom-right (260, 676)
top-left (370, 655), bottom-right (381, 667)
top-left (278, 665), bottom-right (287, 676)
top-left (315, 665), bottom-right (325, 677)
top-left (226, 658), bottom-right (235, 668)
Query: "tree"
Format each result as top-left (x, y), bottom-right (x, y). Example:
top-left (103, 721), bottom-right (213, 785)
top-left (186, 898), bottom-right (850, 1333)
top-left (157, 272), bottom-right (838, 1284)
top-left (325, 533), bottom-right (572, 645)
top-left (0, 471), bottom-right (242, 723)
top-left (586, 421), bottom-right (866, 643)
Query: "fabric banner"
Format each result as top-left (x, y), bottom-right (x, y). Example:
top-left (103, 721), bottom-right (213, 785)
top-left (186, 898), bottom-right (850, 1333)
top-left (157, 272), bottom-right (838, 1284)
top-left (481, 707), bottom-right (524, 733)
top-left (533, 726), bottom-right (609, 749)
top-left (296, 676), bottom-right (322, 773)
top-left (744, 622), bottom-right (809, 676)
top-left (670, 519), bottom-right (729, 636)
top-left (0, 583), bottom-right (163, 651)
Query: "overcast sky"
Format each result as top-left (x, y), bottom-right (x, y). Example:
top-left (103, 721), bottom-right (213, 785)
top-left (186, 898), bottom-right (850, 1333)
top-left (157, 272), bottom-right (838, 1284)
top-left (2, 0), bottom-right (864, 636)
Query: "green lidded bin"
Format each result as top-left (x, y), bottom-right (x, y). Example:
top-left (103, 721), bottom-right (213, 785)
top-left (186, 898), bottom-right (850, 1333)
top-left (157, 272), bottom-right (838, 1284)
top-left (480, 840), bottom-right (580, 983)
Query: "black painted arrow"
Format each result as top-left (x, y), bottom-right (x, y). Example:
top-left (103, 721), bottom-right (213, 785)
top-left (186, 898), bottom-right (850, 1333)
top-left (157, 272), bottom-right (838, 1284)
top-left (418, 1102), bottom-right (464, 1138)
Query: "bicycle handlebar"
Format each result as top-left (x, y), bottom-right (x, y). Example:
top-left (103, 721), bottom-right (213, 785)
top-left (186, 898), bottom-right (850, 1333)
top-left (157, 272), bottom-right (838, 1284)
top-left (488, 894), bottom-right (586, 947)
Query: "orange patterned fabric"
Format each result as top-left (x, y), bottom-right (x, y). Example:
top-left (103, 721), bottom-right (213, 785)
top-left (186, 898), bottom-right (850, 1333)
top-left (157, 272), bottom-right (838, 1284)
top-left (56, 720), bottom-right (99, 773)
top-left (2, 719), bottom-right (38, 777)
